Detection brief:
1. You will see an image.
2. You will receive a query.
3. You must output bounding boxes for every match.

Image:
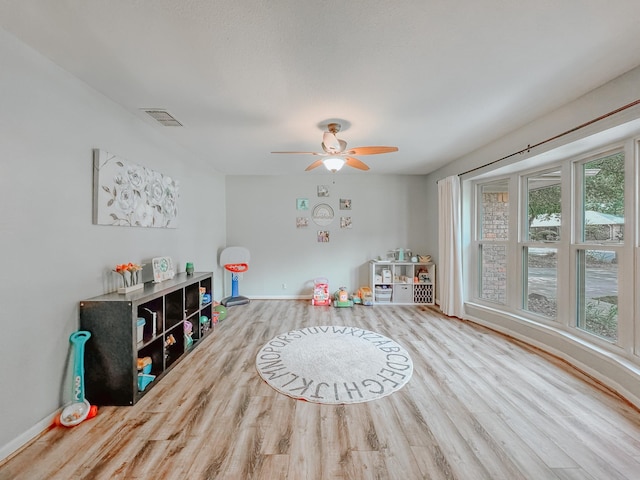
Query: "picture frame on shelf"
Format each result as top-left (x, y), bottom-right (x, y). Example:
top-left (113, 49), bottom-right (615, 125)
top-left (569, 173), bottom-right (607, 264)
top-left (152, 256), bottom-right (175, 283)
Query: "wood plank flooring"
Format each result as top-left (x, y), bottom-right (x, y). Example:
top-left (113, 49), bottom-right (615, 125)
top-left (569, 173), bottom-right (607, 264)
top-left (2, 300), bottom-right (640, 479)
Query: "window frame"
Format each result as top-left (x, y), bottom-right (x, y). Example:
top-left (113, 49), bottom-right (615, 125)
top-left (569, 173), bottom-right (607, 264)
top-left (520, 166), bottom-right (565, 322)
top-left (473, 178), bottom-right (512, 306)
top-left (468, 138), bottom-right (636, 355)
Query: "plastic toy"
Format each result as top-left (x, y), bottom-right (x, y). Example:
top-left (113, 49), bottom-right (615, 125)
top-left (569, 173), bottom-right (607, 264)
top-left (312, 277), bottom-right (331, 306)
top-left (220, 246), bottom-right (250, 307)
top-left (184, 320), bottom-right (193, 347)
top-left (59, 331), bottom-right (98, 427)
top-left (200, 315), bottom-right (210, 334)
top-left (358, 286), bottom-right (374, 306)
top-left (213, 304), bottom-right (228, 321)
top-left (137, 356), bottom-right (155, 391)
top-left (333, 286), bottom-right (354, 307)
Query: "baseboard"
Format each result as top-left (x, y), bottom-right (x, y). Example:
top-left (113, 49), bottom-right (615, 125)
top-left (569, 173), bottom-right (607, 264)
top-left (247, 295), bottom-right (311, 300)
top-left (0, 410), bottom-right (58, 463)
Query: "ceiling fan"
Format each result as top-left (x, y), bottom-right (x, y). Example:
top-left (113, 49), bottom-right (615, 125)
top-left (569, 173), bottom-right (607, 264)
top-left (271, 122), bottom-right (398, 172)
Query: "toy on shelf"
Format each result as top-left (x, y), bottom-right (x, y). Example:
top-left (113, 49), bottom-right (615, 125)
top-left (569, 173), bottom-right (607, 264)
top-left (137, 356), bottom-right (155, 392)
top-left (333, 286), bottom-right (354, 308)
top-left (184, 320), bottom-right (193, 347)
top-left (312, 277), bottom-right (331, 306)
top-left (200, 315), bottom-right (210, 334)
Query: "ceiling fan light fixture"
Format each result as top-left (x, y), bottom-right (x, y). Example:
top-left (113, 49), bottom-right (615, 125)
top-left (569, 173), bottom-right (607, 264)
top-left (323, 157), bottom-right (345, 172)
top-left (271, 121), bottom-right (397, 172)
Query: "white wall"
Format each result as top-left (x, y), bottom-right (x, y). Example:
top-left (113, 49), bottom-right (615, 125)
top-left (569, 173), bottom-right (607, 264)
top-left (0, 29), bottom-right (226, 457)
top-left (225, 174), bottom-right (431, 298)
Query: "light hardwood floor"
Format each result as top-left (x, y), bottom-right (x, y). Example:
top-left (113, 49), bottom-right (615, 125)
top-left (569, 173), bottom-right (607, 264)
top-left (2, 300), bottom-right (640, 479)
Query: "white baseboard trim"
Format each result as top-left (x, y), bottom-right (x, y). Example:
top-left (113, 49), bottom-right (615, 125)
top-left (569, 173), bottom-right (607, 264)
top-left (0, 410), bottom-right (58, 462)
top-left (247, 295), bottom-right (311, 300)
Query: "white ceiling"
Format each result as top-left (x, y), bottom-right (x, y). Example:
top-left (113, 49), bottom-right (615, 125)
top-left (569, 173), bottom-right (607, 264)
top-left (3, 0), bottom-right (640, 175)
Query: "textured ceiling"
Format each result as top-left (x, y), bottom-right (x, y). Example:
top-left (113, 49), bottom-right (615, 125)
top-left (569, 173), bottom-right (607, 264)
top-left (2, 0), bottom-right (640, 175)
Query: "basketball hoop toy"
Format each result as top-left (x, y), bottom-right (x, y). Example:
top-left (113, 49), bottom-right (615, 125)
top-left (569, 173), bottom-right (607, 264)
top-left (225, 263), bottom-right (248, 298)
top-left (219, 247), bottom-right (250, 307)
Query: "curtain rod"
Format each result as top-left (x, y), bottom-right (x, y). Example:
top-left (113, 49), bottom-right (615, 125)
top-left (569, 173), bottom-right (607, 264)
top-left (446, 98), bottom-right (640, 180)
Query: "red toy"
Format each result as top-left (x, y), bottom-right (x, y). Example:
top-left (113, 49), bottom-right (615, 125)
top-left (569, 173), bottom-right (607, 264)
top-left (312, 277), bottom-right (331, 306)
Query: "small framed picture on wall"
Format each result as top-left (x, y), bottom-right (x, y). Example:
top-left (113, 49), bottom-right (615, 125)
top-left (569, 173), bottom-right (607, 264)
top-left (317, 230), bottom-right (330, 242)
top-left (317, 185), bottom-right (329, 197)
top-left (296, 217), bottom-right (309, 228)
top-left (296, 198), bottom-right (309, 210)
top-left (340, 198), bottom-right (351, 210)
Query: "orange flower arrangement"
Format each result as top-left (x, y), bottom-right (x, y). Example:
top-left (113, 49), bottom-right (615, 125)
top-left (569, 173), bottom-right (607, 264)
top-left (113, 263), bottom-right (144, 287)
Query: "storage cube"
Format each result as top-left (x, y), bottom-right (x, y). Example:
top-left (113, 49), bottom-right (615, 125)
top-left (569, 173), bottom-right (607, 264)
top-left (393, 284), bottom-right (413, 303)
top-left (375, 286), bottom-right (392, 302)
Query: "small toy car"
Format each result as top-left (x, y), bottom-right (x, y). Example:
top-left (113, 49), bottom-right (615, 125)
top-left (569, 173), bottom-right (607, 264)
top-left (358, 287), bottom-right (374, 306)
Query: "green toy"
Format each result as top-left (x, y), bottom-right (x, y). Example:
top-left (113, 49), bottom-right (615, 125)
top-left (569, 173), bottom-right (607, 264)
top-left (213, 304), bottom-right (228, 321)
top-left (333, 287), bottom-right (354, 308)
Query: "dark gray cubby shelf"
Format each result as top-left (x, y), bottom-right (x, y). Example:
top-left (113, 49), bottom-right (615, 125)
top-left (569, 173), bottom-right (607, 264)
top-left (80, 272), bottom-right (213, 406)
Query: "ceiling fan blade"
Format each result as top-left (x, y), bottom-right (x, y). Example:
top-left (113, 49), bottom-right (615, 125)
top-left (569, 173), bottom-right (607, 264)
top-left (347, 146), bottom-right (398, 156)
top-left (305, 159), bottom-right (324, 171)
top-left (271, 151), bottom-right (325, 156)
top-left (345, 157), bottom-right (370, 171)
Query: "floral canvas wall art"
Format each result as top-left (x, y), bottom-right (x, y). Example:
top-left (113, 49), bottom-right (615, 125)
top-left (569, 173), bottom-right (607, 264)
top-left (93, 149), bottom-right (179, 228)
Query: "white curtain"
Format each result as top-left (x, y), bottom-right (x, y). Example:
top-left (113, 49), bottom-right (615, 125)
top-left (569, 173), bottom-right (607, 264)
top-left (438, 175), bottom-right (465, 318)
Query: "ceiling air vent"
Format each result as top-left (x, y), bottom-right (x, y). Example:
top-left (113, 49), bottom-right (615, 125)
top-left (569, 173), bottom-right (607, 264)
top-left (143, 109), bottom-right (183, 127)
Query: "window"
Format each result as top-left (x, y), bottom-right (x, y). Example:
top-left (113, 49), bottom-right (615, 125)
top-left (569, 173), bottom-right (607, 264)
top-left (526, 169), bottom-right (561, 242)
top-left (477, 181), bottom-right (509, 304)
top-left (574, 151), bottom-right (624, 341)
top-left (524, 247), bottom-right (558, 319)
top-left (522, 169), bottom-right (562, 319)
top-left (472, 146), bottom-right (629, 347)
top-left (580, 152), bottom-right (624, 243)
top-left (576, 249), bottom-right (618, 342)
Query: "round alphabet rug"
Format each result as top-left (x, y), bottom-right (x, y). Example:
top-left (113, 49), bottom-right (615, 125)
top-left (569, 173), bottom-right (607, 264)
top-left (255, 326), bottom-right (413, 404)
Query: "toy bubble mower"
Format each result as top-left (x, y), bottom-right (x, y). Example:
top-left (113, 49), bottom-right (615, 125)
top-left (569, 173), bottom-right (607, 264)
top-left (333, 286), bottom-right (354, 307)
top-left (59, 331), bottom-right (98, 427)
